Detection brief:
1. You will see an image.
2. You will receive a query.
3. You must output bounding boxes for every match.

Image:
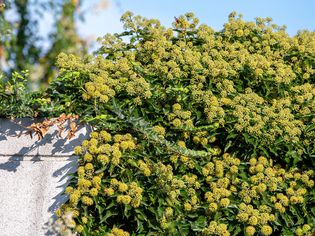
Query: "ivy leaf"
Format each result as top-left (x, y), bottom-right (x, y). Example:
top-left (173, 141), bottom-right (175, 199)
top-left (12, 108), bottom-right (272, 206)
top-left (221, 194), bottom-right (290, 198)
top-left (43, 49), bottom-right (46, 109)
top-left (190, 216), bottom-right (207, 231)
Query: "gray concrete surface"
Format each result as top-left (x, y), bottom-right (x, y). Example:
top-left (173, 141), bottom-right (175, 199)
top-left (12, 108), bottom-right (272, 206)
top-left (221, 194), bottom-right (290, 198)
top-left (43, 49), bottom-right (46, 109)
top-left (0, 118), bottom-right (91, 236)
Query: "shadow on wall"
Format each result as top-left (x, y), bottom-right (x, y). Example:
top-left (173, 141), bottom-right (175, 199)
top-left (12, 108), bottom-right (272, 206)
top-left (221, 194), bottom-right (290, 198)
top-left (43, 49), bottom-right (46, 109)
top-left (0, 118), bottom-right (91, 171)
top-left (0, 118), bottom-right (39, 172)
top-left (0, 118), bottom-right (91, 235)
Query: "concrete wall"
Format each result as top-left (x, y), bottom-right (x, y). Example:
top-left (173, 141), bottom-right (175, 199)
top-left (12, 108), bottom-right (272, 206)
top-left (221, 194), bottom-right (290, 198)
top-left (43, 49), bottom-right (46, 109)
top-left (0, 118), bottom-right (91, 236)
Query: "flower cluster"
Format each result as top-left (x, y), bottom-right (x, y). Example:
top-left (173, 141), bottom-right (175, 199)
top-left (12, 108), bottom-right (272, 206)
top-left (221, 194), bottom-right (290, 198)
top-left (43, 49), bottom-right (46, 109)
top-left (114, 180), bottom-right (143, 208)
top-left (168, 103), bottom-right (194, 128)
top-left (202, 221), bottom-right (230, 236)
top-left (107, 227), bottom-right (130, 236)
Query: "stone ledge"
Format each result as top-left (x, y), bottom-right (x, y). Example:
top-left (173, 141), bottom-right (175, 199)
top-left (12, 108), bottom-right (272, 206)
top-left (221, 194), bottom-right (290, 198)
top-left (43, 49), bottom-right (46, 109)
top-left (0, 118), bottom-right (91, 156)
top-left (0, 118), bottom-right (90, 236)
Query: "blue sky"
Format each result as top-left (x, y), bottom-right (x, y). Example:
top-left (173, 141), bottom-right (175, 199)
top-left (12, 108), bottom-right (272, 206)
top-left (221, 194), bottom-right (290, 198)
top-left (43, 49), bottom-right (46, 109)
top-left (39, 0), bottom-right (315, 49)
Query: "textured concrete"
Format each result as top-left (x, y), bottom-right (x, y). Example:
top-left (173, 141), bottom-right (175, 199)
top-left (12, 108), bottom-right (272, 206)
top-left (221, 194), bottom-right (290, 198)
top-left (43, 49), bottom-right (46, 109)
top-left (0, 118), bottom-right (91, 236)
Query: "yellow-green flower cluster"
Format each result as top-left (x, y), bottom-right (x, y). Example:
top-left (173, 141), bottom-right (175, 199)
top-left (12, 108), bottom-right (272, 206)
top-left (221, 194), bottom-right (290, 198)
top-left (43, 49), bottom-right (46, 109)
top-left (153, 162), bottom-right (185, 204)
top-left (112, 180), bottom-right (143, 208)
top-left (174, 152), bottom-right (195, 169)
top-left (295, 224), bottom-right (312, 236)
top-left (137, 160), bottom-right (152, 176)
top-left (202, 221), bottom-right (230, 236)
top-left (83, 77), bottom-right (116, 103)
top-left (192, 130), bottom-right (216, 147)
top-left (168, 103), bottom-right (194, 129)
top-left (107, 227), bottom-right (130, 236)
top-left (152, 125), bottom-right (166, 138)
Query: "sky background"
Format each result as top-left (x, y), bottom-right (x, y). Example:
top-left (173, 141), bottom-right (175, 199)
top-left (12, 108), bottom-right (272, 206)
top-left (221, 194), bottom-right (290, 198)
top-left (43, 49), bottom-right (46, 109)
top-left (40, 0), bottom-right (315, 49)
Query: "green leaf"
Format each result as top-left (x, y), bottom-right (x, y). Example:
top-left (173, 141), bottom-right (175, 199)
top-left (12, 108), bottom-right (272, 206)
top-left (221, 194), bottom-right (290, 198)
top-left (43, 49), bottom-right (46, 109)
top-left (100, 210), bottom-right (118, 223)
top-left (190, 216), bottom-right (207, 231)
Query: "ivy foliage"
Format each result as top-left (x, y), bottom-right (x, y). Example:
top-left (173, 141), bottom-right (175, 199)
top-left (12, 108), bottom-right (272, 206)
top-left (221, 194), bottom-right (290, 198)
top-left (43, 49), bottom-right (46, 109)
top-left (50, 12), bottom-right (315, 235)
top-left (0, 11), bottom-right (315, 235)
top-left (50, 11), bottom-right (315, 168)
top-left (0, 70), bottom-right (43, 117)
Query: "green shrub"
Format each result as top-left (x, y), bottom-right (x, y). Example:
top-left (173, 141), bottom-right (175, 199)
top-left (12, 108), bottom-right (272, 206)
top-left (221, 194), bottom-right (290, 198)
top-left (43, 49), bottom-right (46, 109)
top-left (0, 70), bottom-right (44, 117)
top-left (52, 11), bottom-right (315, 168)
top-left (60, 130), bottom-right (314, 235)
top-left (52, 12), bottom-right (315, 235)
